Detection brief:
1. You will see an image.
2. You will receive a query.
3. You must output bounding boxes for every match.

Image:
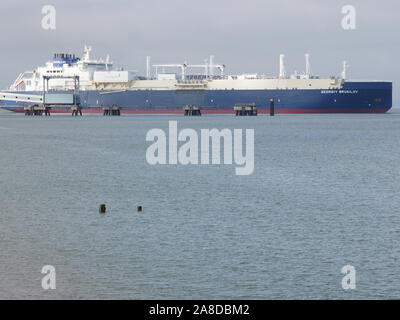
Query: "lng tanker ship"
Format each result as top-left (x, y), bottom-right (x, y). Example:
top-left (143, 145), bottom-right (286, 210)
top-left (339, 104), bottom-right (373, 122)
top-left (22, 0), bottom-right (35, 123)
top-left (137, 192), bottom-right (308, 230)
top-left (0, 45), bottom-right (392, 113)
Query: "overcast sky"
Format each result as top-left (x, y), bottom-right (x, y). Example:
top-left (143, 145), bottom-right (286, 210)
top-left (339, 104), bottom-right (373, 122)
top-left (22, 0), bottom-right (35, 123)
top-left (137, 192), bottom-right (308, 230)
top-left (0, 0), bottom-right (398, 104)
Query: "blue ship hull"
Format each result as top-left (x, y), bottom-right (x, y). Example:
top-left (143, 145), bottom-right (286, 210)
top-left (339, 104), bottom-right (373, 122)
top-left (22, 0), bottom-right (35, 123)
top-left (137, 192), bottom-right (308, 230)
top-left (1, 81), bottom-right (392, 113)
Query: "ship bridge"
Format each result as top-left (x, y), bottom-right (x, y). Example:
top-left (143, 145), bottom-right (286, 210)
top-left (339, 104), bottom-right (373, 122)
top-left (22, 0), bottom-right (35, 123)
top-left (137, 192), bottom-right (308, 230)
top-left (53, 53), bottom-right (79, 68)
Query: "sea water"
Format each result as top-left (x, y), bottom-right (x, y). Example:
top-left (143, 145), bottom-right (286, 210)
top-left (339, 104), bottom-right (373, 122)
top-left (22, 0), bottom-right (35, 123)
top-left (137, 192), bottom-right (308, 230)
top-left (0, 109), bottom-right (399, 299)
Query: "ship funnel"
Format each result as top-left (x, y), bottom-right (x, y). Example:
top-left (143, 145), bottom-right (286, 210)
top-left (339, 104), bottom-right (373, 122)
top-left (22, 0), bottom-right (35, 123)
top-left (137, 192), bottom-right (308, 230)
top-left (305, 53), bottom-right (311, 78)
top-left (279, 54), bottom-right (286, 79)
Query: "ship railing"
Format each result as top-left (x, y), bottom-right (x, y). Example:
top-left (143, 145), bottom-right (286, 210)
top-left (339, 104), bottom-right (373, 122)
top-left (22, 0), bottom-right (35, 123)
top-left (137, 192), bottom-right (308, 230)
top-left (176, 80), bottom-right (207, 85)
top-left (175, 80), bottom-right (207, 88)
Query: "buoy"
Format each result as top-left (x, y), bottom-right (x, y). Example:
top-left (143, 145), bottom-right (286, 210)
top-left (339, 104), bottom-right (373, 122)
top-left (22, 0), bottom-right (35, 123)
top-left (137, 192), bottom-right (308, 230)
top-left (137, 206), bottom-right (142, 212)
top-left (99, 204), bottom-right (106, 213)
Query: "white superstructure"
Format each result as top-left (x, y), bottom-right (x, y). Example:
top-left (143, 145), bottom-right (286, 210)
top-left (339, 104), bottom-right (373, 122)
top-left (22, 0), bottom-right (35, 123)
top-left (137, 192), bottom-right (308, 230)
top-left (10, 45), bottom-right (346, 92)
top-left (12, 45), bottom-right (137, 92)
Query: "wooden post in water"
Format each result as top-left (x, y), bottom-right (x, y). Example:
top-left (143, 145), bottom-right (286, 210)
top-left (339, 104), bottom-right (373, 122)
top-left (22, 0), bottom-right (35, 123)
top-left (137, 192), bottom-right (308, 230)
top-left (99, 204), bottom-right (106, 214)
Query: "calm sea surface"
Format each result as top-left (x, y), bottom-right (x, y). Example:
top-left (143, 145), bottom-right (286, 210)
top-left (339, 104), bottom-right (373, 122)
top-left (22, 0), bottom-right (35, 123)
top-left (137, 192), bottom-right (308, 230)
top-left (0, 109), bottom-right (399, 299)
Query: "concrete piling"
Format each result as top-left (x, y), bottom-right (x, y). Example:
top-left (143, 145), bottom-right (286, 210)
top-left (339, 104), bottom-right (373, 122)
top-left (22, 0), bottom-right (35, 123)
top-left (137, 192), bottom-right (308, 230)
top-left (24, 105), bottom-right (51, 116)
top-left (103, 105), bottom-right (121, 116)
top-left (71, 106), bottom-right (83, 116)
top-left (44, 106), bottom-right (51, 116)
top-left (234, 103), bottom-right (258, 116)
top-left (183, 105), bottom-right (201, 116)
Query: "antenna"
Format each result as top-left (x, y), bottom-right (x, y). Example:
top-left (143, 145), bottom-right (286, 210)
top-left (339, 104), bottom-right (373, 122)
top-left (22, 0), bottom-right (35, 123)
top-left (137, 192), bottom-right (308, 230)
top-left (105, 55), bottom-right (110, 71)
top-left (279, 54), bottom-right (286, 79)
top-left (204, 59), bottom-right (208, 78)
top-left (341, 61), bottom-right (348, 79)
top-left (305, 53), bottom-right (311, 78)
top-left (146, 56), bottom-right (151, 79)
top-left (83, 45), bottom-right (92, 61)
top-left (209, 55), bottom-right (214, 77)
